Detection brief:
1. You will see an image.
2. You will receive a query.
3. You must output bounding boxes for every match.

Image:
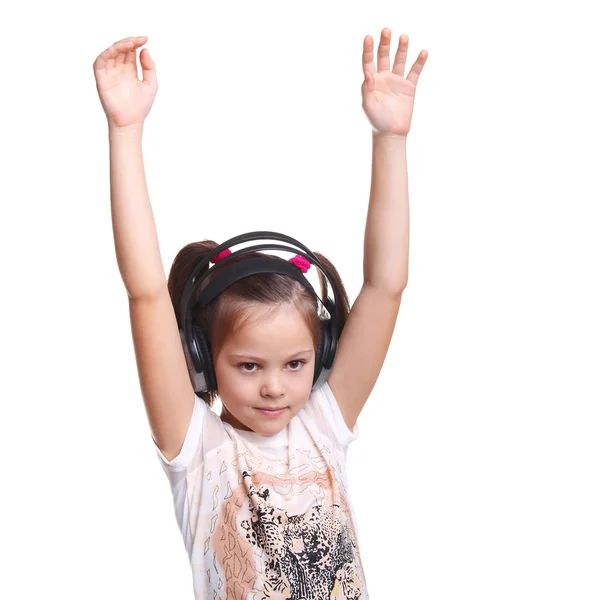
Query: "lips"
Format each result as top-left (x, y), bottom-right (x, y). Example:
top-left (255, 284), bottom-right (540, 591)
top-left (255, 407), bottom-right (287, 417)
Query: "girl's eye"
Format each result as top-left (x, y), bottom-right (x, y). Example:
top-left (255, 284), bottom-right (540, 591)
top-left (237, 360), bottom-right (306, 373)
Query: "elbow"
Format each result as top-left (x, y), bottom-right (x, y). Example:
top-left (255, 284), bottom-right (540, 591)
top-left (363, 278), bottom-right (407, 299)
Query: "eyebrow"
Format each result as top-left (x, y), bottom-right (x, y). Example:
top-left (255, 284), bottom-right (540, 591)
top-left (229, 350), bottom-right (313, 361)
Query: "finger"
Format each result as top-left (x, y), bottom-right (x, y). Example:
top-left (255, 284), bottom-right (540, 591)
top-left (114, 37), bottom-right (145, 66)
top-left (116, 44), bottom-right (131, 66)
top-left (377, 28), bottom-right (392, 71)
top-left (93, 40), bottom-right (134, 71)
top-left (406, 50), bottom-right (428, 86)
top-left (392, 34), bottom-right (409, 77)
top-left (113, 36), bottom-right (145, 46)
top-left (112, 40), bottom-right (134, 68)
top-left (94, 37), bottom-right (147, 71)
top-left (362, 35), bottom-right (377, 80)
top-left (93, 44), bottom-right (120, 72)
top-left (125, 36), bottom-right (148, 66)
top-left (123, 45), bottom-right (136, 67)
top-left (139, 48), bottom-right (157, 88)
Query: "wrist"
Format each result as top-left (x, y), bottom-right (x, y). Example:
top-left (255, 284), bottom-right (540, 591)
top-left (372, 130), bottom-right (407, 141)
top-left (108, 121), bottom-right (144, 138)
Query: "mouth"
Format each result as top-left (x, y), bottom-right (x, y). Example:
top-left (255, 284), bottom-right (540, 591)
top-left (255, 407), bottom-right (288, 418)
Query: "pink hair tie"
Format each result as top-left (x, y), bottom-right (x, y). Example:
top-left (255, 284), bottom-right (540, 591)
top-left (210, 248), bottom-right (232, 264)
top-left (288, 254), bottom-right (311, 274)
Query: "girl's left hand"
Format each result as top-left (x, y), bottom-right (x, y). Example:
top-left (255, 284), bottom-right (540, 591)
top-left (361, 28), bottom-right (428, 137)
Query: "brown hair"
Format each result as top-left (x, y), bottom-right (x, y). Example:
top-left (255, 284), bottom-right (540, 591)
top-left (167, 240), bottom-right (350, 407)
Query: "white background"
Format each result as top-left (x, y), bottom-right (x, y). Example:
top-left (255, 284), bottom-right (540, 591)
top-left (1, 0), bottom-right (599, 598)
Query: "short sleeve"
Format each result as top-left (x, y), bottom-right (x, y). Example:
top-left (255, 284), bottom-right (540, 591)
top-left (313, 381), bottom-right (359, 449)
top-left (154, 394), bottom-right (206, 472)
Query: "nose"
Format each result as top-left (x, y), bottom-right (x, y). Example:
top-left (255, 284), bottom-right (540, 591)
top-left (260, 371), bottom-right (284, 398)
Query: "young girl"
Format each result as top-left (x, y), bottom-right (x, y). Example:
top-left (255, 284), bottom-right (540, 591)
top-left (93, 29), bottom-right (427, 599)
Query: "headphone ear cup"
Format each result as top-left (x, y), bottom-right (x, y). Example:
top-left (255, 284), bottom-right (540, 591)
top-left (313, 326), bottom-right (325, 386)
top-left (192, 325), bottom-right (217, 393)
top-left (183, 325), bottom-right (217, 393)
top-left (312, 298), bottom-right (337, 387)
top-left (321, 297), bottom-right (338, 369)
top-left (180, 328), bottom-right (204, 393)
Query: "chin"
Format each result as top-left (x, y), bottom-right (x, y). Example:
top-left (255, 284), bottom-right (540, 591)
top-left (254, 415), bottom-right (290, 434)
top-left (258, 424), bottom-right (287, 437)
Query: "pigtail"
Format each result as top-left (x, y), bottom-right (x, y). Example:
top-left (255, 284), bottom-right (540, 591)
top-left (312, 252), bottom-right (351, 334)
top-left (167, 240), bottom-right (220, 323)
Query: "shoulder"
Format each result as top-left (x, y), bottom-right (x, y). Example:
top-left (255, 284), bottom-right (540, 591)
top-left (301, 382), bottom-right (360, 449)
top-left (155, 396), bottom-right (231, 471)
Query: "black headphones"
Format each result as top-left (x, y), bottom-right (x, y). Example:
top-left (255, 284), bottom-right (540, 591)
top-left (177, 231), bottom-right (344, 395)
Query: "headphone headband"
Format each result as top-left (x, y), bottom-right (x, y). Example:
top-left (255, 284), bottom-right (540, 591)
top-left (195, 255), bottom-right (319, 308)
top-left (182, 232), bottom-right (329, 298)
top-left (179, 232), bottom-right (337, 326)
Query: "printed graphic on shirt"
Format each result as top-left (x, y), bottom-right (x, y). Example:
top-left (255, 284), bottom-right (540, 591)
top-left (213, 459), bottom-right (364, 600)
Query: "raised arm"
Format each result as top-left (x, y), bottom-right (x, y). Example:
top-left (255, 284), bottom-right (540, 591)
top-left (108, 124), bottom-right (165, 297)
top-left (328, 29), bottom-right (428, 431)
top-left (94, 37), bottom-right (195, 460)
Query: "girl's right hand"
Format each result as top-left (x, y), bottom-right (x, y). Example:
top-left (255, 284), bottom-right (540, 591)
top-left (93, 36), bottom-right (158, 129)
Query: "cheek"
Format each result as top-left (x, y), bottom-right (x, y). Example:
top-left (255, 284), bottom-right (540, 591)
top-left (213, 364), bottom-right (234, 390)
top-left (215, 365), bottom-right (254, 400)
top-left (290, 371), bottom-right (315, 401)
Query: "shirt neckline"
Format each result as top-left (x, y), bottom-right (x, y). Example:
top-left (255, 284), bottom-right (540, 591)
top-left (226, 423), bottom-right (289, 447)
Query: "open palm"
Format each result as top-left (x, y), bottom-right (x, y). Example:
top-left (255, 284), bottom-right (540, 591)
top-left (361, 29), bottom-right (428, 137)
top-left (93, 36), bottom-right (158, 128)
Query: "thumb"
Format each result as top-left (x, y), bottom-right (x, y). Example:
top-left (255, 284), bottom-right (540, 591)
top-left (140, 48), bottom-right (157, 88)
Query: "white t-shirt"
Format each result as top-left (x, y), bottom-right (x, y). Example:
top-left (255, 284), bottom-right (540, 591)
top-left (155, 381), bottom-right (369, 599)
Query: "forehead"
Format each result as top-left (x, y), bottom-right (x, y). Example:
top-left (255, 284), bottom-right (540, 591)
top-left (225, 304), bottom-right (313, 351)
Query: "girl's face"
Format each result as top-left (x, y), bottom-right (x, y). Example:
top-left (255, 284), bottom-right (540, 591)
top-left (213, 303), bottom-right (316, 436)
